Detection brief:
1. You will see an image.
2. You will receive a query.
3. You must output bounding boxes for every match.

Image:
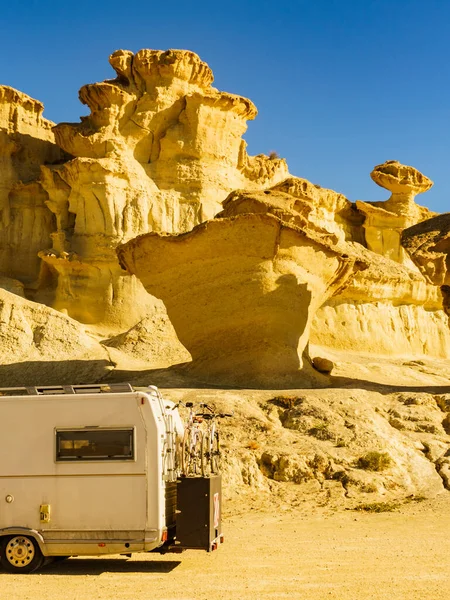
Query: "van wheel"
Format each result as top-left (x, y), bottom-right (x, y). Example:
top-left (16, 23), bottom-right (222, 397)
top-left (0, 535), bottom-right (44, 573)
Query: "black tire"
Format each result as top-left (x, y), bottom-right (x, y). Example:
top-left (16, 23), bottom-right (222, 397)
top-left (211, 431), bottom-right (221, 474)
top-left (0, 535), bottom-right (44, 573)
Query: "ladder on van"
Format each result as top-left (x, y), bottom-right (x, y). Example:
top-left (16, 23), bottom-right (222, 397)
top-left (146, 386), bottom-right (178, 483)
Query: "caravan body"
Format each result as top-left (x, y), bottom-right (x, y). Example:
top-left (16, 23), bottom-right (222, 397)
top-left (0, 383), bottom-right (179, 561)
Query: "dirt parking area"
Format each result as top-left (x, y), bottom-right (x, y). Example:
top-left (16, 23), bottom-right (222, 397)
top-left (2, 494), bottom-right (450, 600)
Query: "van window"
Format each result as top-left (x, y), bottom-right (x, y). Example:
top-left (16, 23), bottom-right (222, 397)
top-left (56, 429), bottom-right (134, 461)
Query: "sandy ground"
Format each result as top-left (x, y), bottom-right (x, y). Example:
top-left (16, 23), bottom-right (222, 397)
top-left (2, 494), bottom-right (450, 600)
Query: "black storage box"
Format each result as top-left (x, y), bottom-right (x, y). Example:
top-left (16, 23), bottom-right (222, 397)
top-left (176, 475), bottom-right (222, 551)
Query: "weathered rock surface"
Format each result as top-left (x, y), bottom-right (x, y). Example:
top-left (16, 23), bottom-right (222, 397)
top-left (312, 356), bottom-right (334, 374)
top-left (220, 172), bottom-right (450, 359)
top-left (0, 288), bottom-right (112, 385)
top-left (103, 313), bottom-right (191, 365)
top-left (269, 177), bottom-right (365, 244)
top-left (118, 205), bottom-right (366, 386)
top-left (0, 86), bottom-right (62, 287)
top-left (214, 180), bottom-right (450, 359)
top-left (312, 239), bottom-right (450, 357)
top-left (1, 52), bottom-right (447, 358)
top-left (169, 388), bottom-right (449, 505)
top-left (0, 287), bottom-right (190, 386)
top-left (310, 162), bottom-right (449, 357)
top-left (32, 49), bottom-right (288, 327)
top-left (356, 161), bottom-right (435, 267)
top-left (402, 213), bottom-right (450, 320)
top-left (402, 213), bottom-right (450, 287)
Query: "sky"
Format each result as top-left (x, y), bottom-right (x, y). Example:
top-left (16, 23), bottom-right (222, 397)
top-left (1, 0), bottom-right (449, 212)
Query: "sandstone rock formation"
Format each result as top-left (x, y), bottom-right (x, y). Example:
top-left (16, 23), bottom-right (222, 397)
top-left (0, 287), bottom-right (112, 385)
top-left (312, 239), bottom-right (450, 358)
top-left (224, 168), bottom-right (450, 359)
top-left (172, 387), bottom-right (449, 506)
top-left (356, 160), bottom-right (435, 266)
top-left (310, 162), bottom-right (450, 358)
top-left (0, 86), bottom-right (62, 289)
top-left (34, 49), bottom-right (288, 327)
top-left (0, 285), bottom-right (190, 387)
top-left (402, 213), bottom-right (450, 319)
top-left (118, 193), bottom-right (367, 386)
top-left (2, 51), bottom-right (446, 359)
top-left (103, 314), bottom-right (191, 365)
top-left (269, 177), bottom-right (365, 244)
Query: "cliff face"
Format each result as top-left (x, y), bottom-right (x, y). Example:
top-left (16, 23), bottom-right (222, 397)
top-left (0, 47), bottom-right (449, 376)
top-left (48, 49), bottom-right (287, 232)
top-left (0, 86), bottom-right (61, 288)
top-left (30, 49), bottom-right (288, 327)
top-left (402, 213), bottom-right (450, 321)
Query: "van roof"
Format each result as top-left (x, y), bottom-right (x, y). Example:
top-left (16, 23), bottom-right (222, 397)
top-left (0, 383), bottom-right (137, 396)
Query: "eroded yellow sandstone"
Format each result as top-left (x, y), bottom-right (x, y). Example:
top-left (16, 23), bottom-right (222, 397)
top-left (36, 49), bottom-right (288, 327)
top-left (356, 160), bottom-right (436, 266)
top-left (0, 48), bottom-right (449, 379)
top-left (0, 86), bottom-right (61, 286)
top-left (402, 213), bottom-right (450, 320)
top-left (118, 202), bottom-right (367, 386)
top-left (218, 178), bottom-right (450, 360)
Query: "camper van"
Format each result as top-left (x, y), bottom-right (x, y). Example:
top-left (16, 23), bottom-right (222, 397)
top-left (0, 383), bottom-right (223, 573)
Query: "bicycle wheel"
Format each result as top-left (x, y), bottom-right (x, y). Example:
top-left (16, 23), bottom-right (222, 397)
top-left (182, 428), bottom-right (202, 476)
top-left (181, 428), bottom-right (191, 476)
top-left (201, 431), bottom-right (211, 477)
top-left (175, 436), bottom-right (183, 477)
top-left (191, 431), bottom-right (203, 476)
top-left (211, 431), bottom-right (221, 474)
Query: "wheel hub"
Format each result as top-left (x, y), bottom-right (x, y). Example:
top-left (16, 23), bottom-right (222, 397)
top-left (6, 536), bottom-right (35, 567)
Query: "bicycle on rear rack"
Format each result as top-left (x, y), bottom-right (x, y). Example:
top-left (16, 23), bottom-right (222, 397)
top-left (198, 404), bottom-right (233, 477)
top-left (173, 401), bottom-right (204, 477)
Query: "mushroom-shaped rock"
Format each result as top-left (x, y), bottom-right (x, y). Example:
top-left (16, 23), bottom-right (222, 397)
top-left (117, 213), bottom-right (366, 387)
top-left (356, 161), bottom-right (435, 265)
top-left (371, 160), bottom-right (433, 201)
top-left (402, 213), bottom-right (450, 318)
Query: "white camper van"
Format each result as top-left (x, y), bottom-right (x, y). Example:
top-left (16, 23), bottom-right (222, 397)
top-left (0, 383), bottom-right (223, 573)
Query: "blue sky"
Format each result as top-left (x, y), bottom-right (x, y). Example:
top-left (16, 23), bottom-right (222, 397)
top-left (1, 0), bottom-right (449, 212)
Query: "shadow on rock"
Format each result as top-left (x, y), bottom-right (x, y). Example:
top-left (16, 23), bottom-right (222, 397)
top-left (330, 374), bottom-right (450, 396)
top-left (0, 359), bottom-right (113, 387)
